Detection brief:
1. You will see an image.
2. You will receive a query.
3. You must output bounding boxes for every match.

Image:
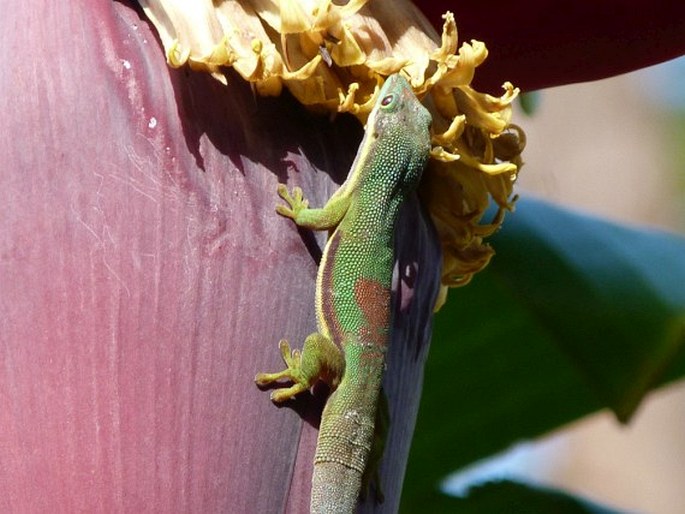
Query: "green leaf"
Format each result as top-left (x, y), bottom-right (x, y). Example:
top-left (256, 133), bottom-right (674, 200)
top-left (492, 198), bottom-right (685, 419)
top-left (518, 91), bottom-right (542, 116)
top-left (401, 197), bottom-right (685, 510)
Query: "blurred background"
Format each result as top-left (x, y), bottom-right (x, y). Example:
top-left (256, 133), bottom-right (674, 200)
top-left (448, 56), bottom-right (685, 514)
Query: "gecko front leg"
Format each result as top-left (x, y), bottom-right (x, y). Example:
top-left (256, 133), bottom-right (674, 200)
top-left (275, 183), bottom-right (350, 231)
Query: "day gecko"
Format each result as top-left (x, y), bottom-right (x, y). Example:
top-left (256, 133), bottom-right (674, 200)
top-left (255, 74), bottom-right (432, 513)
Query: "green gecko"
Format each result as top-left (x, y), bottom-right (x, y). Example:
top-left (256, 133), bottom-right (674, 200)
top-left (255, 73), bottom-right (432, 513)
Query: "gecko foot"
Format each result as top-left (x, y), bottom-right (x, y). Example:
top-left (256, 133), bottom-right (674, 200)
top-left (255, 333), bottom-right (344, 403)
top-left (255, 339), bottom-right (310, 402)
top-left (275, 184), bottom-right (308, 221)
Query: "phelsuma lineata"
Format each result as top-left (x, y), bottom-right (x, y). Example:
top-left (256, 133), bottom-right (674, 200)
top-left (255, 73), bottom-right (432, 513)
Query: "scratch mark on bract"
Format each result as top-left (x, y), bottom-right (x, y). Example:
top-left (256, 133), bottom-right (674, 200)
top-left (70, 195), bottom-right (131, 299)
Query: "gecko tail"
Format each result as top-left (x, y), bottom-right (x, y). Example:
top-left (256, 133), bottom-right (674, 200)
top-left (309, 348), bottom-right (384, 513)
top-left (311, 462), bottom-right (362, 514)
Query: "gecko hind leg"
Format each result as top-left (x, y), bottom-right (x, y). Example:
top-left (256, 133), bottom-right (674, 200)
top-left (255, 333), bottom-right (344, 403)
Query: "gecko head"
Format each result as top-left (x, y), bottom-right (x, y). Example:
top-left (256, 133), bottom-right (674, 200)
top-left (375, 74), bottom-right (432, 137)
top-left (367, 74), bottom-right (432, 191)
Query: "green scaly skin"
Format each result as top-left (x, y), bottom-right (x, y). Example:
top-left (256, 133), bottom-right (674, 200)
top-left (255, 74), bottom-right (432, 513)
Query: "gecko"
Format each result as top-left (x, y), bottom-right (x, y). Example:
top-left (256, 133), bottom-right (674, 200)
top-left (255, 73), bottom-right (432, 513)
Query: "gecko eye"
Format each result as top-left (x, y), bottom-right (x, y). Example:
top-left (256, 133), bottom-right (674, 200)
top-left (381, 94), bottom-right (395, 107)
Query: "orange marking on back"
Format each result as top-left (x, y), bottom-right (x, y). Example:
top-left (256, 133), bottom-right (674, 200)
top-left (354, 278), bottom-right (391, 347)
